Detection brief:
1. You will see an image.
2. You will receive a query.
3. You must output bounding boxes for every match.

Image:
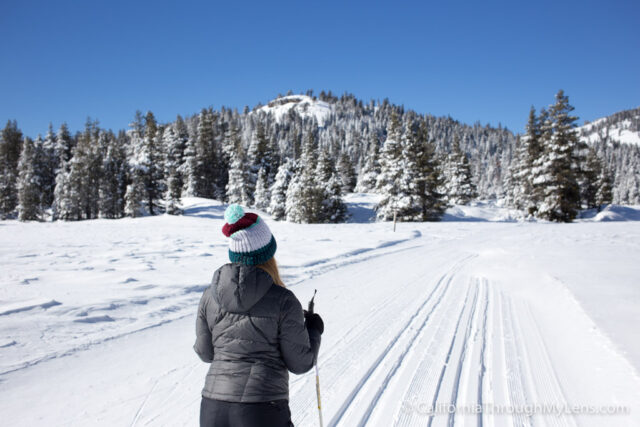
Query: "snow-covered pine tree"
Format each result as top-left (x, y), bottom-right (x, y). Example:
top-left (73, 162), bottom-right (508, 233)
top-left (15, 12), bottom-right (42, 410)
top-left (253, 167), bottom-right (270, 211)
top-left (68, 121), bottom-right (102, 220)
top-left (529, 108), bottom-right (552, 215)
top-left (285, 132), bottom-right (323, 223)
top-left (315, 148), bottom-right (348, 222)
top-left (416, 119), bottom-right (446, 220)
top-left (52, 161), bottom-right (72, 220)
top-left (16, 137), bottom-right (42, 221)
top-left (506, 107), bottom-right (542, 213)
top-left (181, 132), bottom-right (198, 198)
top-left (443, 135), bottom-right (476, 205)
top-left (99, 131), bottom-right (128, 218)
top-left (39, 124), bottom-right (58, 209)
top-left (581, 147), bottom-right (604, 209)
top-left (269, 159), bottom-right (294, 220)
top-left (397, 124), bottom-right (424, 221)
top-left (55, 123), bottom-right (74, 166)
top-left (355, 133), bottom-right (381, 192)
top-left (336, 152), bottom-right (356, 194)
top-left (247, 122), bottom-right (275, 202)
top-left (163, 125), bottom-right (183, 215)
top-left (226, 145), bottom-right (252, 206)
top-left (375, 111), bottom-right (405, 221)
top-left (534, 90), bottom-right (581, 222)
top-left (30, 135), bottom-right (51, 215)
top-left (596, 164), bottom-right (613, 211)
top-left (0, 120), bottom-right (23, 218)
top-left (196, 108), bottom-right (218, 198)
top-left (124, 179), bottom-right (145, 218)
top-left (323, 173), bottom-right (349, 223)
top-left (140, 112), bottom-right (163, 214)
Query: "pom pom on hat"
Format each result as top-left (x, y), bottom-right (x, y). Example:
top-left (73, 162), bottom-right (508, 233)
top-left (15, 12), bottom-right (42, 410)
top-left (224, 204), bottom-right (245, 224)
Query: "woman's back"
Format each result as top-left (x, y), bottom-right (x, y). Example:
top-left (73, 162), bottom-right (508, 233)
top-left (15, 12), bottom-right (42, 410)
top-left (194, 262), bottom-right (319, 403)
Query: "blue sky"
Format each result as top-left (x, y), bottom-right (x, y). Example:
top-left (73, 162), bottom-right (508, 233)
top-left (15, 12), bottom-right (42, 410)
top-left (1, 0), bottom-right (638, 137)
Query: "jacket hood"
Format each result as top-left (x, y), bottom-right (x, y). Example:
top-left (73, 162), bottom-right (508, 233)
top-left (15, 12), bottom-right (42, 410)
top-left (213, 263), bottom-right (274, 313)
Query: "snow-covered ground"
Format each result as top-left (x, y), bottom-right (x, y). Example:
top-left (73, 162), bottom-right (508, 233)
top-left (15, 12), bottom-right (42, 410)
top-left (256, 95), bottom-right (332, 126)
top-left (1, 195), bottom-right (640, 426)
top-left (578, 114), bottom-right (640, 146)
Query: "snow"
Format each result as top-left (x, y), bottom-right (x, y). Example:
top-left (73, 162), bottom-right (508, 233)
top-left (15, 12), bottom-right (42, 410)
top-left (1, 196), bottom-right (640, 426)
top-left (256, 95), bottom-right (332, 126)
top-left (578, 114), bottom-right (640, 146)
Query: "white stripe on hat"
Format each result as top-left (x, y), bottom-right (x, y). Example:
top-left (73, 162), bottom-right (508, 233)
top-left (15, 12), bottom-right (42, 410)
top-left (229, 219), bottom-right (273, 253)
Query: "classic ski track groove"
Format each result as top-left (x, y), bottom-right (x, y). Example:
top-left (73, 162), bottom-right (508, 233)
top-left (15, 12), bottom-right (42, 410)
top-left (392, 271), bottom-right (469, 427)
top-left (477, 278), bottom-right (490, 427)
top-left (325, 255), bottom-right (475, 427)
top-left (425, 283), bottom-right (474, 427)
top-left (447, 277), bottom-right (481, 427)
top-left (356, 262), bottom-right (456, 427)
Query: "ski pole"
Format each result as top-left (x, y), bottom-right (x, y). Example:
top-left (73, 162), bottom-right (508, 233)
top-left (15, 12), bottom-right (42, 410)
top-left (308, 290), bottom-right (323, 427)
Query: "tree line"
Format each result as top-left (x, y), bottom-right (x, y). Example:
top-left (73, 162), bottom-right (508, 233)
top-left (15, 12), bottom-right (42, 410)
top-left (0, 89), bottom-right (636, 223)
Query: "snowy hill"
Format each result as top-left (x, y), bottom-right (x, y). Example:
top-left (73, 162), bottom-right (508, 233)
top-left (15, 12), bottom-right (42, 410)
top-left (255, 94), bottom-right (333, 126)
top-left (2, 198), bottom-right (640, 426)
top-left (578, 106), bottom-right (640, 146)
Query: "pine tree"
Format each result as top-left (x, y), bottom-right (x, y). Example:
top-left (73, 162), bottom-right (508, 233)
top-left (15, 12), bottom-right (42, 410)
top-left (137, 112), bottom-right (163, 214)
top-left (0, 120), bottom-right (23, 218)
top-left (31, 135), bottom-right (50, 214)
top-left (416, 120), bottom-right (446, 220)
top-left (55, 123), bottom-right (74, 166)
top-left (52, 162), bottom-right (73, 220)
top-left (65, 121), bottom-right (102, 220)
top-left (443, 135), bottom-right (476, 205)
top-left (596, 165), bottom-right (613, 210)
top-left (99, 131), bottom-right (128, 218)
top-left (315, 148), bottom-right (348, 222)
top-left (286, 133), bottom-right (323, 223)
top-left (16, 137), bottom-right (41, 221)
top-left (40, 124), bottom-right (58, 209)
top-left (181, 133), bottom-right (198, 197)
top-left (269, 159), bottom-right (294, 220)
top-left (336, 152), bottom-right (356, 194)
top-left (253, 167), bottom-right (270, 211)
top-left (163, 126), bottom-right (183, 215)
top-left (375, 112), bottom-right (405, 221)
top-left (355, 133), bottom-right (380, 192)
top-left (323, 173), bottom-right (349, 222)
top-left (397, 126), bottom-right (424, 221)
top-left (195, 108), bottom-right (218, 198)
top-left (124, 179), bottom-right (145, 218)
top-left (582, 148), bottom-right (603, 209)
top-left (248, 122), bottom-right (273, 180)
top-left (530, 108), bottom-right (552, 214)
top-left (507, 107), bottom-right (543, 213)
top-left (226, 145), bottom-right (251, 206)
top-left (534, 90), bottom-right (581, 222)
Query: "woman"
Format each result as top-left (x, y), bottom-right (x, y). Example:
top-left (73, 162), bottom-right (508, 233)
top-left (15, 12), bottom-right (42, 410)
top-left (194, 204), bottom-right (324, 427)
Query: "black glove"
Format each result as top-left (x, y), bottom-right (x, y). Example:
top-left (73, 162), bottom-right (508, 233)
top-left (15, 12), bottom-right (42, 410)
top-left (303, 310), bottom-right (324, 335)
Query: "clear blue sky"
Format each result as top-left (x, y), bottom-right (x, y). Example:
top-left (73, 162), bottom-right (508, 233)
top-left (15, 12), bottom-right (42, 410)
top-left (1, 0), bottom-right (638, 138)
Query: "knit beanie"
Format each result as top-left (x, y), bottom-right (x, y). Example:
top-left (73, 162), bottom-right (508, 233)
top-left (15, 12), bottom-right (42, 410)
top-left (222, 204), bottom-right (277, 266)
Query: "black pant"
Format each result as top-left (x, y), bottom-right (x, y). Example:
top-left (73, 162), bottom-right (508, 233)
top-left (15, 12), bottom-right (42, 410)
top-left (200, 396), bottom-right (293, 427)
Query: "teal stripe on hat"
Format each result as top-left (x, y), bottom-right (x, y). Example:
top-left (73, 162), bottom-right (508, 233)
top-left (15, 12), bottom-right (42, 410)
top-left (228, 236), bottom-right (277, 266)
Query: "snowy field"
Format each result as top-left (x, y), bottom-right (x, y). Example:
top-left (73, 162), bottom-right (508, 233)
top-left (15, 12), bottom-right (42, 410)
top-left (1, 195), bottom-right (640, 426)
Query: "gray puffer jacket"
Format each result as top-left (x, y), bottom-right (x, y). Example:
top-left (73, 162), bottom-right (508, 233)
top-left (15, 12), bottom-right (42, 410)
top-left (193, 263), bottom-right (321, 402)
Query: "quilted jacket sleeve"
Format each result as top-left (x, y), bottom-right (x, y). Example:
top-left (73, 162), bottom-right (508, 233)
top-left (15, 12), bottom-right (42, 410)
top-left (193, 288), bottom-right (214, 363)
top-left (278, 292), bottom-right (321, 374)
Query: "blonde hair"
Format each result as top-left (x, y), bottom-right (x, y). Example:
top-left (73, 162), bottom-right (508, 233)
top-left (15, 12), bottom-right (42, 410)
top-left (257, 257), bottom-right (286, 287)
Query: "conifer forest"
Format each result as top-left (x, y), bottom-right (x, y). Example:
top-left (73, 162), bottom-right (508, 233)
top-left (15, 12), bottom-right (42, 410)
top-left (1, 89), bottom-right (638, 223)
